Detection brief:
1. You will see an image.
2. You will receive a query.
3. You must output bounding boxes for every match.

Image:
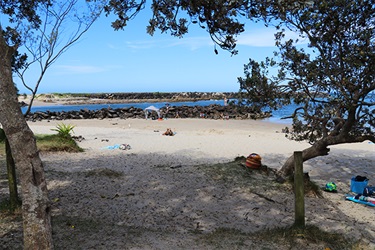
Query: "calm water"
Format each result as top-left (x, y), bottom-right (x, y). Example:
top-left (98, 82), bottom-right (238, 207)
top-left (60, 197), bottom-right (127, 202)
top-left (22, 99), bottom-right (297, 124)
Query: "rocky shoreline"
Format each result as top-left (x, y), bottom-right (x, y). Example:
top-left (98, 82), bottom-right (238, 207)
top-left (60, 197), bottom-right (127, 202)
top-left (25, 104), bottom-right (271, 121)
top-left (22, 92), bottom-right (272, 121)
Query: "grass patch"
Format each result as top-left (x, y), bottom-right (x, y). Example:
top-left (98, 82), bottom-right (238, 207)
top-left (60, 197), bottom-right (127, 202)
top-left (304, 179), bottom-right (323, 197)
top-left (196, 158), bottom-right (325, 204)
top-left (288, 173), bottom-right (323, 198)
top-left (196, 158), bottom-right (288, 192)
top-left (0, 133), bottom-right (83, 157)
top-left (0, 198), bottom-right (22, 217)
top-left (258, 225), bottom-right (355, 250)
top-left (0, 143), bottom-right (4, 157)
top-left (201, 225), bottom-right (357, 250)
top-left (222, 157), bottom-right (322, 198)
top-left (51, 215), bottom-right (143, 249)
top-left (52, 216), bottom-right (102, 232)
top-left (199, 228), bottom-right (252, 248)
top-left (0, 198), bottom-right (14, 213)
top-left (85, 168), bottom-right (123, 178)
top-left (35, 134), bottom-right (83, 153)
top-left (0, 197), bottom-right (22, 214)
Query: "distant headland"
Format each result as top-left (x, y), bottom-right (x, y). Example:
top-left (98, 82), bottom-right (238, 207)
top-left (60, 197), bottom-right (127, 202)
top-left (19, 92), bottom-right (239, 106)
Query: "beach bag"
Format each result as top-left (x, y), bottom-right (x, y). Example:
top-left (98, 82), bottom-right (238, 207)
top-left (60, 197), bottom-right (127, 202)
top-left (350, 175), bottom-right (369, 194)
top-left (363, 186), bottom-right (375, 197)
top-left (245, 153), bottom-right (262, 169)
top-left (354, 175), bottom-right (368, 182)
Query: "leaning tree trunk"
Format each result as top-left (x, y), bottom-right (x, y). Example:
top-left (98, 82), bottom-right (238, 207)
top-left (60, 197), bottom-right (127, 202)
top-left (276, 140), bottom-right (330, 182)
top-left (0, 34), bottom-right (53, 248)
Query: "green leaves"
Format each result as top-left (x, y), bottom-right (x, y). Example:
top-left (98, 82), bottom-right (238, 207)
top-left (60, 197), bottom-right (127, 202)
top-left (237, 0), bottom-right (375, 145)
top-left (51, 123), bottom-right (75, 138)
top-left (106, 0), bottom-right (252, 54)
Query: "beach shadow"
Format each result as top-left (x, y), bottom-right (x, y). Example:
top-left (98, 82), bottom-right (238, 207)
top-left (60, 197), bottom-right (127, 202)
top-left (46, 151), bottom-right (375, 247)
top-left (1, 150), bottom-right (374, 248)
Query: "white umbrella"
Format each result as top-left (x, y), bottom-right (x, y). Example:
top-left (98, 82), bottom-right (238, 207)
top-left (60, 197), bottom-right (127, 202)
top-left (144, 105), bottom-right (161, 119)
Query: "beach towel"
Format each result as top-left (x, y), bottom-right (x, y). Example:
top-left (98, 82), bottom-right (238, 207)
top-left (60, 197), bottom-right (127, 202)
top-left (345, 196), bottom-right (375, 207)
top-left (104, 144), bottom-right (131, 150)
top-left (105, 144), bottom-right (121, 150)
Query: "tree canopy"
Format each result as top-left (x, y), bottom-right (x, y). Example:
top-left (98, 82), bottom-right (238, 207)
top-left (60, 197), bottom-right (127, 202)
top-left (238, 0), bottom-right (375, 179)
top-left (104, 0), bottom-right (260, 54)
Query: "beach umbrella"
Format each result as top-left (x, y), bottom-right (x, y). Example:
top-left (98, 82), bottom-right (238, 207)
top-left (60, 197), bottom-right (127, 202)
top-left (144, 105), bottom-right (161, 119)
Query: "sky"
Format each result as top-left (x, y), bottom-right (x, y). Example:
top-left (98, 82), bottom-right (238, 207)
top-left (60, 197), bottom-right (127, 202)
top-left (11, 4), bottom-right (302, 94)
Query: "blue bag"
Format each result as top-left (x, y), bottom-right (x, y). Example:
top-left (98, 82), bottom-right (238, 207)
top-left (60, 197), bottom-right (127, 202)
top-left (363, 186), bottom-right (375, 197)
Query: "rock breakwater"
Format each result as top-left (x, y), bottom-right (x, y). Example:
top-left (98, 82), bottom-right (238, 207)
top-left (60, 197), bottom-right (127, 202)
top-left (25, 104), bottom-right (270, 121)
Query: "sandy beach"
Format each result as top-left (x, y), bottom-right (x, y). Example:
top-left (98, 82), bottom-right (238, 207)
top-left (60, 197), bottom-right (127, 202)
top-left (3, 96), bottom-right (374, 248)
top-left (26, 118), bottom-right (375, 247)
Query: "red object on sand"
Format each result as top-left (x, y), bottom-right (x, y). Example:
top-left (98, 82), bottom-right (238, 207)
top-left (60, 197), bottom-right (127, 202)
top-left (246, 153), bottom-right (262, 169)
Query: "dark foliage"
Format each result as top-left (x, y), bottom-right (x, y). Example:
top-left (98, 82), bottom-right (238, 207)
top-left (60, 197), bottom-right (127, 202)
top-left (239, 0), bottom-right (375, 145)
top-left (104, 0), bottom-right (260, 55)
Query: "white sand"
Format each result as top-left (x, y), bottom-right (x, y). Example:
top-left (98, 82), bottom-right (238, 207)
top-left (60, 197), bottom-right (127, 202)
top-left (29, 118), bottom-right (373, 167)
top-left (31, 118), bottom-right (310, 165)
top-left (23, 118), bottom-right (375, 248)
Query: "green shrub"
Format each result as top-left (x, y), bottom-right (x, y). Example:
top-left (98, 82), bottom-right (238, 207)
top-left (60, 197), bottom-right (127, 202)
top-left (51, 123), bottom-right (75, 138)
top-left (36, 134), bottom-right (83, 152)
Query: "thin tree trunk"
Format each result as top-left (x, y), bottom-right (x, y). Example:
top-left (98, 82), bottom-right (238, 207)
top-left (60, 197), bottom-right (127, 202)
top-left (0, 32), bottom-right (53, 249)
top-left (5, 137), bottom-right (21, 211)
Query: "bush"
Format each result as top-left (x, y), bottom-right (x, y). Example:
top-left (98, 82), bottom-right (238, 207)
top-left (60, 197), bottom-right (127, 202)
top-left (51, 123), bottom-right (75, 138)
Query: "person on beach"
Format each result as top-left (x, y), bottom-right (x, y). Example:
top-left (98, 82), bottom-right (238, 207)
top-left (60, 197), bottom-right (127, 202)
top-left (161, 103), bottom-right (170, 119)
top-left (162, 128), bottom-right (174, 136)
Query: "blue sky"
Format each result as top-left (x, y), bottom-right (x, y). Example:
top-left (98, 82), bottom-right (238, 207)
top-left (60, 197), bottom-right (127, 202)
top-left (13, 7), bottom-right (299, 94)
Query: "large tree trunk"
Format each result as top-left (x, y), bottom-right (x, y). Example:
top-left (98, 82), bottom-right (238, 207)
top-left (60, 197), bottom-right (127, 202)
top-left (276, 140), bottom-right (330, 182)
top-left (0, 33), bottom-right (53, 249)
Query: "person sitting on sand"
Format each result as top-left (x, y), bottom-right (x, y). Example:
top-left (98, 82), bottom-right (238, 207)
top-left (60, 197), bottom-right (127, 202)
top-left (162, 128), bottom-right (174, 136)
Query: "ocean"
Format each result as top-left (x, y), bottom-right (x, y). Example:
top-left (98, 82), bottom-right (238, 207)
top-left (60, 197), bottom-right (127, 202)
top-left (22, 99), bottom-right (297, 124)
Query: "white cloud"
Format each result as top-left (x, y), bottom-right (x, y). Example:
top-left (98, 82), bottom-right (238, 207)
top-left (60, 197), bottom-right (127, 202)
top-left (121, 36), bottom-right (212, 51)
top-left (55, 65), bottom-right (105, 74)
top-left (117, 27), bottom-right (308, 52)
top-left (165, 37), bottom-right (212, 50)
top-left (237, 28), bottom-right (308, 47)
top-left (125, 40), bottom-right (157, 50)
top-left (237, 29), bottom-right (277, 47)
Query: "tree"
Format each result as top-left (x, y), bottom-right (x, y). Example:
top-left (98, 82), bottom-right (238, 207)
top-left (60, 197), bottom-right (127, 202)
top-left (16, 0), bottom-right (104, 115)
top-left (1, 2), bottom-right (54, 248)
top-left (1, 0), bottom-right (103, 248)
top-left (0, 25), bottom-right (53, 249)
top-left (238, 0), bottom-right (375, 180)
